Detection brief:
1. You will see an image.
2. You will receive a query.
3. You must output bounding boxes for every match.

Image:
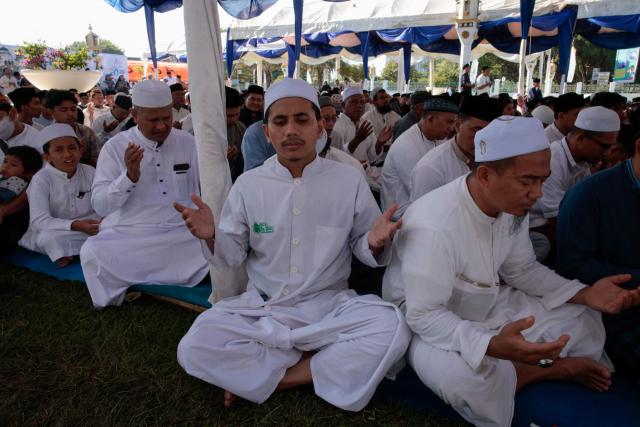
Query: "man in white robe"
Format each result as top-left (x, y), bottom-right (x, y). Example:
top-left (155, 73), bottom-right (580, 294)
top-left (80, 80), bottom-right (208, 308)
top-left (380, 96), bottom-right (458, 217)
top-left (529, 106), bottom-right (620, 261)
top-left (544, 92), bottom-right (587, 143)
top-left (331, 85), bottom-right (392, 165)
top-left (361, 89), bottom-right (401, 141)
top-left (409, 95), bottom-right (504, 202)
top-left (92, 93), bottom-right (132, 146)
top-left (383, 116), bottom-right (640, 427)
top-left (83, 88), bottom-right (110, 128)
top-left (174, 79), bottom-right (411, 411)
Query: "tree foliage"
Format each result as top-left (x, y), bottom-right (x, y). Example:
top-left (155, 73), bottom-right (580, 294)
top-left (68, 39), bottom-right (125, 55)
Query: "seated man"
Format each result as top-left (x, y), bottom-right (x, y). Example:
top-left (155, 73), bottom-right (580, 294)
top-left (92, 93), bottom-right (132, 146)
top-left (556, 130), bottom-right (640, 381)
top-left (544, 92), bottom-right (586, 143)
top-left (174, 79), bottom-right (410, 411)
top-left (409, 95), bottom-right (504, 202)
top-left (19, 124), bottom-right (99, 267)
top-left (529, 106), bottom-right (620, 260)
top-left (80, 80), bottom-right (208, 308)
top-left (382, 116), bottom-right (640, 427)
top-left (380, 96), bottom-right (458, 217)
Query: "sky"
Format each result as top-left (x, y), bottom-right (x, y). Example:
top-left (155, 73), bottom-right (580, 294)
top-left (2, 0), bottom-right (190, 57)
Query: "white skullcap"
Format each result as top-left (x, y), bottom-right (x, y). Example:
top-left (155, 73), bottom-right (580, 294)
top-left (131, 79), bottom-right (172, 108)
top-left (574, 106), bottom-right (620, 132)
top-left (342, 85), bottom-right (363, 102)
top-left (264, 78), bottom-right (319, 114)
top-left (475, 116), bottom-right (549, 162)
top-left (41, 123), bottom-right (78, 144)
top-left (531, 105), bottom-right (554, 125)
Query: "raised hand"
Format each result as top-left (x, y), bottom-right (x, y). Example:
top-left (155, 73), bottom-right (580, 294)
top-left (487, 316), bottom-right (570, 364)
top-left (124, 142), bottom-right (144, 183)
top-left (368, 203), bottom-right (402, 255)
top-left (227, 145), bottom-right (239, 161)
top-left (355, 121), bottom-right (374, 143)
top-left (103, 119), bottom-right (120, 133)
top-left (174, 194), bottom-right (215, 240)
top-left (71, 219), bottom-right (101, 236)
top-left (575, 274), bottom-right (640, 314)
top-left (377, 125), bottom-right (393, 145)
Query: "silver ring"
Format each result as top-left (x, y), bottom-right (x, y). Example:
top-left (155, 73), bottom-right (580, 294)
top-left (537, 358), bottom-right (554, 368)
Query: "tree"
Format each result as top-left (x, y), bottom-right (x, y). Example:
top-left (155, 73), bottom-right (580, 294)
top-left (572, 35), bottom-right (617, 83)
top-left (478, 53), bottom-right (519, 82)
top-left (434, 59), bottom-right (459, 87)
top-left (339, 60), bottom-right (364, 83)
top-left (68, 39), bottom-right (125, 55)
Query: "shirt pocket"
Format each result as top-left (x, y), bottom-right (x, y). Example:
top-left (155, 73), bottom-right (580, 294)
top-left (173, 169), bottom-right (191, 200)
top-left (313, 225), bottom-right (349, 269)
top-left (448, 275), bottom-right (499, 322)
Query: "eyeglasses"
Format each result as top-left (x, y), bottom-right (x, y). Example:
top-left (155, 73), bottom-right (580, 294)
top-left (585, 134), bottom-right (615, 150)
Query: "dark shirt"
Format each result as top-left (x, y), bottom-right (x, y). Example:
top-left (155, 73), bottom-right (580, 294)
top-left (460, 72), bottom-right (472, 95)
top-left (556, 161), bottom-right (640, 288)
top-left (528, 87), bottom-right (543, 100)
top-left (393, 110), bottom-right (419, 141)
top-left (239, 107), bottom-right (263, 128)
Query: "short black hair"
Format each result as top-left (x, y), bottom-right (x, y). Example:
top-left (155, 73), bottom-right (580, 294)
top-left (78, 92), bottom-right (88, 98)
top-left (482, 66), bottom-right (490, 71)
top-left (264, 99), bottom-right (321, 123)
top-left (45, 90), bottom-right (78, 109)
top-left (105, 89), bottom-right (116, 96)
top-left (5, 146), bottom-right (43, 176)
top-left (69, 88), bottom-right (78, 94)
top-left (472, 158), bottom-right (516, 176)
top-left (462, 63), bottom-right (470, 69)
top-left (7, 87), bottom-right (37, 112)
top-left (0, 102), bottom-right (13, 114)
top-left (372, 89), bottom-right (387, 101)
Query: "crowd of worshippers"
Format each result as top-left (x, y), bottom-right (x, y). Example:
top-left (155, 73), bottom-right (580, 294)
top-left (1, 73), bottom-right (640, 427)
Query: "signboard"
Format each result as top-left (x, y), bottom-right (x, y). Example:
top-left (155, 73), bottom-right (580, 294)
top-left (596, 72), bottom-right (610, 86)
top-left (590, 67), bottom-right (600, 82)
top-left (127, 60), bottom-right (189, 83)
top-left (613, 48), bottom-right (639, 83)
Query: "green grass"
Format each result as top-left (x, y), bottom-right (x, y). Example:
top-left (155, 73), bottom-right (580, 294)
top-left (0, 263), bottom-right (465, 426)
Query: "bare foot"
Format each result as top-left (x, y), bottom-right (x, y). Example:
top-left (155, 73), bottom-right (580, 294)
top-left (515, 357), bottom-right (611, 392)
top-left (223, 390), bottom-right (238, 408)
top-left (56, 256), bottom-right (74, 268)
top-left (554, 357), bottom-right (612, 392)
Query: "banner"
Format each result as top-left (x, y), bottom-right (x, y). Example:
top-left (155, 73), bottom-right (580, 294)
top-left (613, 48), bottom-right (639, 83)
top-left (127, 60), bottom-right (189, 83)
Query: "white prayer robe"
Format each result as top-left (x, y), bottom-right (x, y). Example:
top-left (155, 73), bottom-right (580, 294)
top-left (19, 163), bottom-right (98, 262)
top-left (172, 107), bottom-right (190, 123)
top-left (529, 138), bottom-right (590, 228)
top-left (83, 105), bottom-right (110, 128)
top-left (409, 137), bottom-right (471, 202)
top-left (7, 123), bottom-right (43, 154)
top-left (361, 109), bottom-right (401, 140)
top-left (382, 176), bottom-right (609, 427)
top-left (177, 156), bottom-right (411, 411)
top-left (544, 122), bottom-right (564, 143)
top-left (92, 110), bottom-right (130, 146)
top-left (380, 123), bottom-right (441, 216)
top-left (332, 113), bottom-right (382, 165)
top-left (80, 127), bottom-right (208, 308)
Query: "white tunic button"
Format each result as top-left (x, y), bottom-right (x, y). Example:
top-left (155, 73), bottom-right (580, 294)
top-left (291, 266), bottom-right (298, 273)
top-left (293, 178), bottom-right (301, 186)
top-left (292, 237), bottom-right (300, 245)
top-left (292, 208), bottom-right (300, 215)
top-left (264, 305), bottom-right (272, 311)
top-left (282, 287), bottom-right (290, 296)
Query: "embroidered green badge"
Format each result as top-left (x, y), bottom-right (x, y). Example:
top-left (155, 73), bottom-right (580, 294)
top-left (253, 222), bottom-right (274, 234)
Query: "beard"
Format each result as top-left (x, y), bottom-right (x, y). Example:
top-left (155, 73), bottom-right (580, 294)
top-left (510, 214), bottom-right (527, 235)
top-left (376, 104), bottom-right (392, 114)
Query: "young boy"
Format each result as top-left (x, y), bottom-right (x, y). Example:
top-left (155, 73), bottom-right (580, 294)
top-left (0, 146), bottom-right (42, 202)
top-left (19, 124), bottom-right (100, 267)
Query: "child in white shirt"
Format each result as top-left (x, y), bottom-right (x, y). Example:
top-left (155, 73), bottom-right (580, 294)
top-left (0, 146), bottom-right (42, 202)
top-left (19, 124), bottom-right (100, 267)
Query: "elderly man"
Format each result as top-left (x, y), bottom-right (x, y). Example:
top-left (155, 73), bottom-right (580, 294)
top-left (239, 85), bottom-right (265, 127)
top-left (362, 89), bottom-right (401, 140)
top-left (175, 78), bottom-right (410, 411)
top-left (393, 91), bottom-right (429, 141)
top-left (383, 116), bottom-right (640, 427)
top-left (380, 96), bottom-right (458, 217)
top-left (80, 80), bottom-right (208, 308)
top-left (409, 95), bottom-right (504, 202)
top-left (92, 93), bottom-right (132, 146)
top-left (331, 85), bottom-right (392, 165)
top-left (557, 130), bottom-right (640, 381)
top-left (544, 92), bottom-right (587, 143)
top-left (529, 106), bottom-right (620, 260)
